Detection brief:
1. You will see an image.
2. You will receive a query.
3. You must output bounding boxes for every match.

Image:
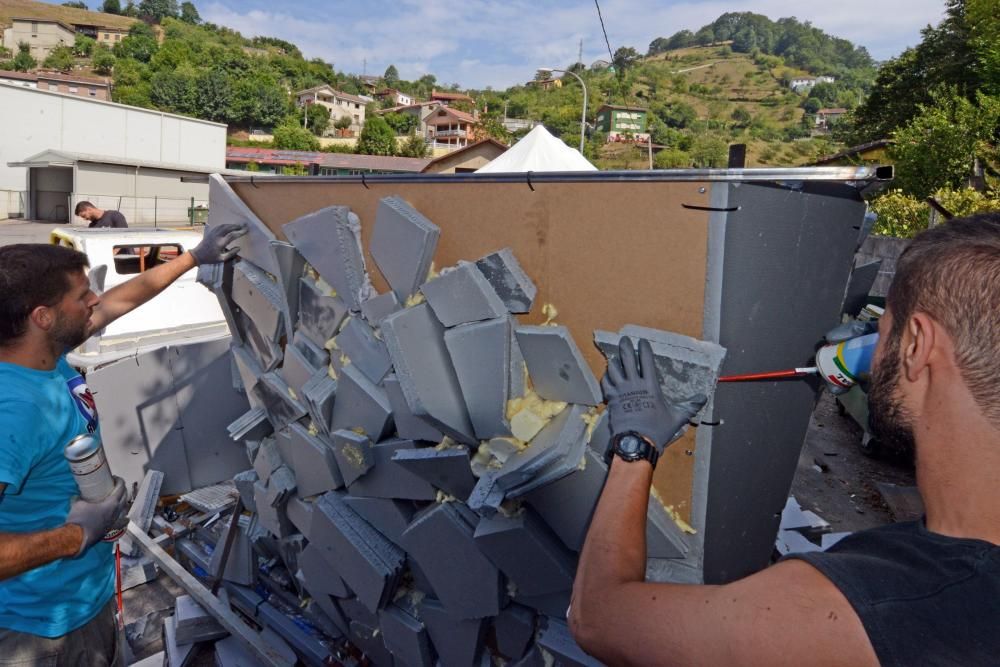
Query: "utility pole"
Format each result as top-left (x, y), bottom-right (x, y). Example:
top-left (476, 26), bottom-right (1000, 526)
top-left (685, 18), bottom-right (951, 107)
top-left (578, 39), bottom-right (583, 66)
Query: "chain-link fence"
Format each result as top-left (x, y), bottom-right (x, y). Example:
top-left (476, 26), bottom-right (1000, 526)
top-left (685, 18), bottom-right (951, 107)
top-left (0, 190), bottom-right (27, 220)
top-left (72, 193), bottom-right (209, 226)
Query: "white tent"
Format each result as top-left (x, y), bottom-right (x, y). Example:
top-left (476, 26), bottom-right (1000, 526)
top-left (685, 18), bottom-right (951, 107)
top-left (476, 125), bottom-right (597, 172)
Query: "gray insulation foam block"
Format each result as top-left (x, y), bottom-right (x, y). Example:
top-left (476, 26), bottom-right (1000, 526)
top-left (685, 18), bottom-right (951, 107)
top-left (232, 345), bottom-right (265, 407)
top-left (278, 423), bottom-right (344, 497)
top-left (371, 195), bottom-right (440, 302)
top-left (279, 342), bottom-right (318, 397)
top-left (268, 240), bottom-right (305, 333)
top-left (383, 374), bottom-right (443, 442)
top-left (475, 247), bottom-right (537, 314)
top-left (298, 543), bottom-right (351, 598)
top-left (232, 469), bottom-right (259, 513)
top-left (252, 372), bottom-right (307, 432)
top-left (285, 494), bottom-right (314, 539)
top-left (536, 617), bottom-right (604, 667)
top-left (400, 503), bottom-right (501, 619)
top-left (207, 173), bottom-right (280, 277)
top-left (381, 304), bottom-right (476, 444)
top-left (379, 603), bottom-right (434, 667)
top-left (525, 448), bottom-right (607, 552)
top-left (301, 370), bottom-right (337, 436)
top-left (421, 261), bottom-right (507, 327)
top-left (312, 492), bottom-right (405, 613)
top-left (361, 291), bottom-right (401, 326)
top-left (342, 496), bottom-right (414, 548)
top-left (291, 331), bottom-right (328, 374)
top-left (391, 447), bottom-right (477, 500)
top-left (331, 429), bottom-right (375, 487)
top-left (348, 439), bottom-right (437, 501)
top-left (494, 404), bottom-right (588, 494)
top-left (284, 206), bottom-right (373, 310)
top-left (419, 598), bottom-right (486, 667)
top-left (334, 316), bottom-right (392, 384)
top-left (297, 276), bottom-right (349, 350)
top-left (232, 260), bottom-right (285, 343)
top-left (594, 326), bottom-right (727, 415)
top-left (330, 363), bottom-right (394, 442)
top-left (253, 438), bottom-right (282, 482)
top-left (175, 595), bottom-right (228, 643)
top-left (474, 510), bottom-right (576, 596)
top-left (516, 325), bottom-right (602, 406)
top-left (445, 317), bottom-right (512, 440)
top-left (493, 604), bottom-right (536, 661)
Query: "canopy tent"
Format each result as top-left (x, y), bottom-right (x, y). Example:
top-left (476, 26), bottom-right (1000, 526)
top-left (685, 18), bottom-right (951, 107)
top-left (476, 125), bottom-right (597, 172)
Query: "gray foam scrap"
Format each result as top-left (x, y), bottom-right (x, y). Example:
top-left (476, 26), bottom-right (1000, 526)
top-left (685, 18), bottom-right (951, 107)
top-left (475, 247), bottom-right (537, 314)
top-left (342, 496), bottom-right (415, 548)
top-left (474, 511), bottom-right (576, 596)
top-left (297, 276), bottom-right (350, 349)
top-left (252, 438), bottom-right (283, 482)
top-left (265, 464), bottom-right (296, 507)
top-left (525, 448), bottom-right (607, 552)
top-left (279, 342), bottom-right (318, 397)
top-left (381, 304), bottom-right (476, 444)
top-left (238, 309), bottom-right (282, 371)
top-left (232, 259), bottom-right (286, 343)
top-left (330, 364), bottom-right (394, 442)
top-left (371, 195), bottom-right (441, 302)
top-left (278, 423), bottom-right (344, 497)
top-left (284, 206), bottom-right (374, 310)
top-left (268, 240), bottom-right (306, 332)
top-left (207, 173), bottom-right (280, 277)
top-left (516, 325), bottom-right (602, 406)
top-left (232, 469), bottom-right (259, 513)
top-left (227, 407), bottom-right (272, 442)
top-left (536, 617), bottom-right (604, 667)
top-left (379, 603), bottom-right (434, 667)
top-left (391, 447), bottom-right (477, 500)
top-left (493, 604), bottom-right (536, 661)
top-left (334, 317), bottom-right (393, 384)
top-left (421, 261), bottom-right (508, 327)
top-left (445, 317), bottom-right (513, 440)
top-left (383, 374), bottom-right (444, 442)
top-left (252, 372), bottom-right (307, 431)
top-left (291, 330), bottom-right (328, 372)
top-left (594, 326), bottom-right (726, 414)
top-left (301, 370), bottom-right (337, 435)
top-left (253, 481), bottom-right (293, 538)
top-left (419, 598), bottom-right (486, 667)
top-left (331, 429), bottom-right (375, 487)
top-left (348, 440), bottom-right (437, 501)
top-left (494, 404), bottom-right (587, 494)
top-left (285, 494), bottom-right (315, 539)
top-left (360, 291), bottom-right (401, 326)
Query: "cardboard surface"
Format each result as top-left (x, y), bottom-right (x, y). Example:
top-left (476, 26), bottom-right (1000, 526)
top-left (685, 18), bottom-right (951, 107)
top-left (230, 179), bottom-right (712, 518)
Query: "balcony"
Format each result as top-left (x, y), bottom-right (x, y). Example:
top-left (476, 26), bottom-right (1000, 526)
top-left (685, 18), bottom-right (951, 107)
top-left (431, 128), bottom-right (469, 138)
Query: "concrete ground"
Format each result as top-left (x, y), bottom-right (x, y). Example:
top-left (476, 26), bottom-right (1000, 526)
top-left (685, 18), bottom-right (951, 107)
top-left (0, 218), bottom-right (69, 244)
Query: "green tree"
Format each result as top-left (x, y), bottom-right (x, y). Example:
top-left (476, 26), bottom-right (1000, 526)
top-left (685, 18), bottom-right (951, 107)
top-left (305, 103), bottom-right (330, 135)
top-left (150, 67), bottom-right (195, 112)
top-left (115, 33), bottom-right (158, 62)
top-left (612, 46), bottom-right (639, 72)
top-left (383, 64), bottom-right (399, 86)
top-left (273, 121), bottom-right (319, 150)
top-left (398, 131), bottom-right (429, 158)
top-left (62, 2), bottom-right (89, 8)
top-left (13, 43), bottom-right (37, 72)
top-left (654, 148), bottom-right (691, 168)
top-left (802, 97), bottom-right (821, 114)
top-left (888, 89), bottom-right (1000, 199)
top-left (356, 115), bottom-right (396, 155)
top-left (192, 69), bottom-right (234, 122)
top-left (690, 135), bottom-right (728, 167)
top-left (92, 47), bottom-right (116, 74)
top-left (730, 107), bottom-right (752, 127)
top-left (123, 0), bottom-right (138, 16)
top-left (179, 1), bottom-right (200, 23)
top-left (139, 0), bottom-right (178, 22)
top-left (102, 0), bottom-right (121, 13)
top-left (383, 111), bottom-right (417, 135)
top-left (334, 115), bottom-right (353, 134)
top-left (478, 110), bottom-right (511, 143)
top-left (43, 46), bottom-right (75, 72)
top-left (74, 34), bottom-right (96, 57)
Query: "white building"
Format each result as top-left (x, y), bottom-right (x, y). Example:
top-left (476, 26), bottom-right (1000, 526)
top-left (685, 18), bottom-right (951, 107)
top-left (2, 17), bottom-right (75, 60)
top-left (295, 85), bottom-right (368, 136)
top-left (0, 83), bottom-right (226, 221)
top-left (788, 75), bottom-right (836, 93)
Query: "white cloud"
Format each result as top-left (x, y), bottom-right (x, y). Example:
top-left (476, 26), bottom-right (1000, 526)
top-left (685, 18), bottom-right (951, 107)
top-left (201, 0), bottom-right (947, 88)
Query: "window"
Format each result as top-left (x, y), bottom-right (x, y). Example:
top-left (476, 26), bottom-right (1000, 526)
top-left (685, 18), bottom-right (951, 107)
top-left (89, 87), bottom-right (97, 97)
top-left (112, 244), bottom-right (183, 274)
top-left (115, 33), bottom-right (121, 41)
top-left (68, 86), bottom-right (78, 93)
top-left (31, 21), bottom-right (38, 34)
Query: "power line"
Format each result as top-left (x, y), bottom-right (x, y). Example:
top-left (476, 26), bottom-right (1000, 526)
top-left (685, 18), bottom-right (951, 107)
top-left (594, 0), bottom-right (614, 64)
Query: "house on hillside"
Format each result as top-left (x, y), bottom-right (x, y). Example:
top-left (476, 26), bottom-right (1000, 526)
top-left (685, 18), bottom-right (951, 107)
top-left (224, 147), bottom-right (431, 175)
top-left (595, 104), bottom-right (649, 142)
top-left (528, 78), bottom-right (562, 91)
top-left (431, 89), bottom-right (474, 107)
top-left (359, 74), bottom-right (381, 92)
top-left (788, 75), bottom-right (835, 93)
top-left (0, 70), bottom-right (111, 100)
top-left (2, 18), bottom-right (75, 60)
top-left (375, 88), bottom-right (414, 106)
top-left (74, 23), bottom-right (128, 46)
top-left (421, 138), bottom-right (508, 174)
top-left (295, 85), bottom-right (368, 136)
top-left (815, 108), bottom-right (848, 129)
top-left (424, 106), bottom-right (481, 148)
top-left (374, 101), bottom-right (442, 137)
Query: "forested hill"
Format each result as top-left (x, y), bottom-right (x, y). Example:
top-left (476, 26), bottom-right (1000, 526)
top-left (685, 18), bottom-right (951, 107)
top-left (647, 12), bottom-right (875, 78)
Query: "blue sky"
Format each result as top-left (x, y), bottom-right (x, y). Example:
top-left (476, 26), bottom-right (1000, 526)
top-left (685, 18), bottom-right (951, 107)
top-left (131, 1), bottom-right (952, 88)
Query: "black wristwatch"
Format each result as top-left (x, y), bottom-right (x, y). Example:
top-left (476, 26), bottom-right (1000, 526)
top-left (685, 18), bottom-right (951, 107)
top-left (605, 431), bottom-right (659, 468)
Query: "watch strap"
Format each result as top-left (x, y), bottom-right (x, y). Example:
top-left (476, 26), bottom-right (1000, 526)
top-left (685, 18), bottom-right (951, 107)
top-left (606, 431), bottom-right (659, 467)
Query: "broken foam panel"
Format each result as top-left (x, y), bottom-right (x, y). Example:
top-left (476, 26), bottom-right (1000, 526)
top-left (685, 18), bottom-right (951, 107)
top-left (516, 325), bottom-right (602, 406)
top-left (419, 598), bottom-right (486, 667)
top-left (378, 603), bottom-right (434, 667)
top-left (297, 275), bottom-right (350, 351)
top-left (333, 316), bottom-right (392, 385)
top-left (421, 260), bottom-right (507, 327)
top-left (475, 247), bottom-right (537, 314)
top-left (284, 206), bottom-right (374, 310)
top-left (371, 195), bottom-right (440, 302)
top-left (348, 440), bottom-right (437, 502)
top-left (383, 373), bottom-right (444, 442)
top-left (206, 173), bottom-right (281, 277)
top-left (276, 423), bottom-right (344, 498)
top-left (474, 510), bottom-right (576, 596)
top-left (381, 304), bottom-right (476, 444)
top-left (331, 429), bottom-right (375, 487)
top-left (231, 259), bottom-right (286, 344)
top-left (445, 316), bottom-right (513, 440)
top-left (330, 363), bottom-right (394, 442)
top-left (400, 503), bottom-right (502, 619)
top-left (391, 447), bottom-right (477, 500)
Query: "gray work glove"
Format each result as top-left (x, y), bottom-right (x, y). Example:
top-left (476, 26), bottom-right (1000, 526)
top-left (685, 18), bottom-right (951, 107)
top-left (65, 477), bottom-right (128, 557)
top-left (602, 338), bottom-right (707, 453)
top-left (190, 223), bottom-right (248, 265)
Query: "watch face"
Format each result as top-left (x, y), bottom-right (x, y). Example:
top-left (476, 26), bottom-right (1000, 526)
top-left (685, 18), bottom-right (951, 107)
top-left (619, 435), bottom-right (641, 455)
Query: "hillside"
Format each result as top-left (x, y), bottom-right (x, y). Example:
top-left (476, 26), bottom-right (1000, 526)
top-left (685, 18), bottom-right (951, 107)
top-left (0, 0), bottom-right (136, 30)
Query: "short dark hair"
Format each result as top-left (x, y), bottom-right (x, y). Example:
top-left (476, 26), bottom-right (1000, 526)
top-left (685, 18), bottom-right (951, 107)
top-left (887, 213), bottom-right (1000, 425)
top-left (74, 201), bottom-right (95, 215)
top-left (0, 244), bottom-right (90, 345)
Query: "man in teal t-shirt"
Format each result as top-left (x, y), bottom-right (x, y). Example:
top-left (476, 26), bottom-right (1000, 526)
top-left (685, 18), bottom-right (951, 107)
top-left (0, 224), bottom-right (245, 664)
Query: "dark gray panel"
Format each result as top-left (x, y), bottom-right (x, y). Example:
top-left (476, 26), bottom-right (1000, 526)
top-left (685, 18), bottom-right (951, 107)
top-left (704, 181), bottom-right (864, 583)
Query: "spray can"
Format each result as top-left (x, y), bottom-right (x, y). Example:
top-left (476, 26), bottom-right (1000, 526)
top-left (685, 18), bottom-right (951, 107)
top-left (815, 332), bottom-right (879, 390)
top-left (64, 434), bottom-right (124, 540)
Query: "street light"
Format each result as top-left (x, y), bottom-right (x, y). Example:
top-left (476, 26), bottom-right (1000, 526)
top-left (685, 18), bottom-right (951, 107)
top-left (537, 67), bottom-right (587, 154)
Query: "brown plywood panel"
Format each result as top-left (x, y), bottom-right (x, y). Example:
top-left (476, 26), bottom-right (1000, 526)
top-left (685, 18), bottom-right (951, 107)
top-left (230, 178), bottom-right (712, 519)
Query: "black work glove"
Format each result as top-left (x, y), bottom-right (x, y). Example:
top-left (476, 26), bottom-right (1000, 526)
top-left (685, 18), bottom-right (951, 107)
top-left (190, 223), bottom-right (248, 265)
top-left (602, 338), bottom-right (707, 453)
top-left (65, 477), bottom-right (128, 557)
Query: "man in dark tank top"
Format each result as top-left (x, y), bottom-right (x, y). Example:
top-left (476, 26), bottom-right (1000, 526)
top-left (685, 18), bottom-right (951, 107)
top-left (570, 214), bottom-right (1000, 666)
